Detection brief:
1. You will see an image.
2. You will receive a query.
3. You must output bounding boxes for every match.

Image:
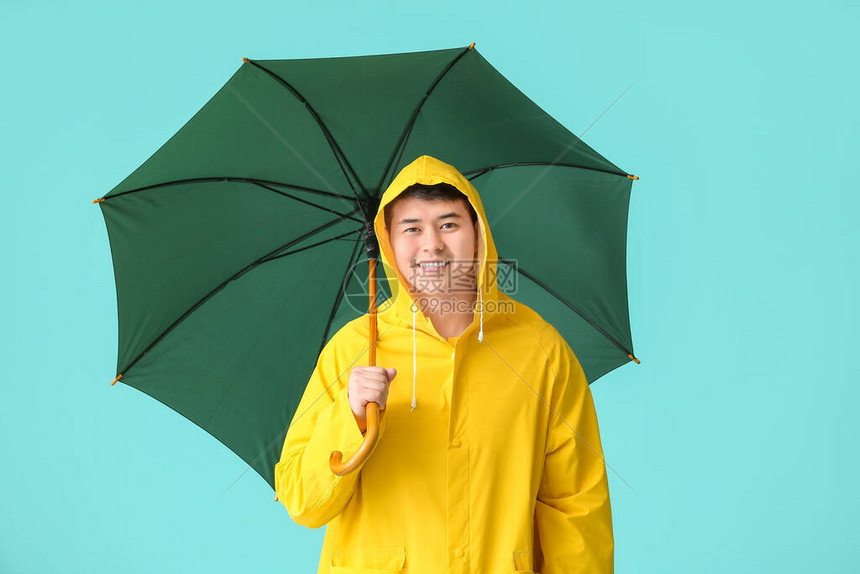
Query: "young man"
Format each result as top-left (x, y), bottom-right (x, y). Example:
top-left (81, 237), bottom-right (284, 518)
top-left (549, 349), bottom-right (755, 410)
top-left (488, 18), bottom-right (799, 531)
top-left (275, 155), bottom-right (614, 573)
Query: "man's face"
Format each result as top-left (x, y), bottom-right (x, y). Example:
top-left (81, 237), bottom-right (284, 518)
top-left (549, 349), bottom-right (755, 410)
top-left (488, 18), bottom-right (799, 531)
top-left (388, 196), bottom-right (480, 296)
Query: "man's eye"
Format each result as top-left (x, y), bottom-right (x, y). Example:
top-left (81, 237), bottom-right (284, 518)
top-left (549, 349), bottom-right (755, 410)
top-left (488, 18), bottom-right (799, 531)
top-left (441, 223), bottom-right (456, 229)
top-left (404, 227), bottom-right (419, 233)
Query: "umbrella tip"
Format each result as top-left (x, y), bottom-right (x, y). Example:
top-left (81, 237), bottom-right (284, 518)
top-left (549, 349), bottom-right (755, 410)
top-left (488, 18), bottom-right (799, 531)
top-left (242, 57), bottom-right (249, 63)
top-left (627, 353), bottom-right (640, 364)
top-left (627, 174), bottom-right (639, 180)
top-left (92, 197), bottom-right (105, 204)
top-left (468, 42), bottom-right (475, 50)
top-left (110, 373), bottom-right (123, 386)
top-left (274, 494), bottom-right (279, 502)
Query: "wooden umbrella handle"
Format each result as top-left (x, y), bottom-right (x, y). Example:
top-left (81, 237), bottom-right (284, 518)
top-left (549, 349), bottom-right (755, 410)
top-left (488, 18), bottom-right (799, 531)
top-left (329, 257), bottom-right (381, 475)
top-left (329, 402), bottom-right (381, 475)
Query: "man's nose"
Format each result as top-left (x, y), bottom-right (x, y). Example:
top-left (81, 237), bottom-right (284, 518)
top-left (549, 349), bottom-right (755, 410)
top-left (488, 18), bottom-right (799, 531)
top-left (422, 228), bottom-right (444, 253)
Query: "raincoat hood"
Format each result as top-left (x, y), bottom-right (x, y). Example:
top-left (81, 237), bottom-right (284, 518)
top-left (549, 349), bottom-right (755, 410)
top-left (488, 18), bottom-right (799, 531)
top-left (374, 154), bottom-right (503, 411)
top-left (373, 154), bottom-right (502, 341)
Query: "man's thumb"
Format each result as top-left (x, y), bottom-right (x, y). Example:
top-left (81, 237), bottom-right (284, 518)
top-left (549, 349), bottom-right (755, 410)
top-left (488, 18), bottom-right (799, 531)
top-left (385, 367), bottom-right (397, 382)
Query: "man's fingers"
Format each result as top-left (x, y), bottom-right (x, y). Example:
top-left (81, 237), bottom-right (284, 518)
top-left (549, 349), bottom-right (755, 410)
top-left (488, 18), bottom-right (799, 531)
top-left (363, 381), bottom-right (387, 393)
top-left (364, 370), bottom-right (396, 385)
top-left (353, 367), bottom-right (397, 382)
top-left (359, 391), bottom-right (387, 406)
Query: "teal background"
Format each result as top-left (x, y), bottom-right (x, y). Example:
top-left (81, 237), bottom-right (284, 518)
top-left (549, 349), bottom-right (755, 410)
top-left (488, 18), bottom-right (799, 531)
top-left (1, 0), bottom-right (856, 571)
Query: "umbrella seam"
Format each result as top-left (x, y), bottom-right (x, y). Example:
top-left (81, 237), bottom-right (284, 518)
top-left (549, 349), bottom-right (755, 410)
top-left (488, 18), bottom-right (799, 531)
top-left (375, 45), bottom-right (476, 195)
top-left (242, 60), bottom-right (369, 200)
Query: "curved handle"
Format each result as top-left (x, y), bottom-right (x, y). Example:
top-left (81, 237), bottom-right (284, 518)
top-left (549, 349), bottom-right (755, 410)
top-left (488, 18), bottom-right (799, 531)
top-left (328, 256), bottom-right (382, 475)
top-left (329, 402), bottom-right (381, 475)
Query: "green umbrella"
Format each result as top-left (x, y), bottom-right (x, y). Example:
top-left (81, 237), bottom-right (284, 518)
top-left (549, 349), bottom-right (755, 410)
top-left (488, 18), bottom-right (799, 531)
top-left (93, 43), bottom-right (639, 492)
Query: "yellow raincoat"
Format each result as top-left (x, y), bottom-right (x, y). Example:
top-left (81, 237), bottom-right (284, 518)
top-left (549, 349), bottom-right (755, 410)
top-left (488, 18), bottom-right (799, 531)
top-left (275, 155), bottom-right (614, 573)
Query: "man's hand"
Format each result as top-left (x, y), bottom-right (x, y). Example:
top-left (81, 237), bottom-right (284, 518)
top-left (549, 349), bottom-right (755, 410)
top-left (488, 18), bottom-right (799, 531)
top-left (347, 367), bottom-right (397, 433)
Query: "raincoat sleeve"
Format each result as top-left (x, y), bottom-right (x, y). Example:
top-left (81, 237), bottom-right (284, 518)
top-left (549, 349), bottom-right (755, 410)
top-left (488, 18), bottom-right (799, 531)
top-left (536, 333), bottom-right (614, 573)
top-left (274, 332), bottom-right (388, 529)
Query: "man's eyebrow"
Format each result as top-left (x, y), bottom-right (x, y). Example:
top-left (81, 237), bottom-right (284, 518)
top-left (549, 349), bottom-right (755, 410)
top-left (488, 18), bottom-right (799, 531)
top-left (397, 212), bottom-right (462, 225)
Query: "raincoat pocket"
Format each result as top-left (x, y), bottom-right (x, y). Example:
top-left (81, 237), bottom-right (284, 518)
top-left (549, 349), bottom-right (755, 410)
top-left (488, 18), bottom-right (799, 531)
top-left (512, 549), bottom-right (540, 572)
top-left (330, 546), bottom-right (407, 573)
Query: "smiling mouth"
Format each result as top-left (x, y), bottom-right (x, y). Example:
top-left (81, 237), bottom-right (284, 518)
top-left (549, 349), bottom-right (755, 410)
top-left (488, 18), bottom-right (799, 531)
top-left (413, 260), bottom-right (449, 269)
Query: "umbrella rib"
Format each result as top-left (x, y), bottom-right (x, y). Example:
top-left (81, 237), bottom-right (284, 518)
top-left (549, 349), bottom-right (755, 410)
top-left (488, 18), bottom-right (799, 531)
top-left (375, 44), bottom-right (476, 195)
top-left (248, 181), bottom-right (363, 223)
top-left (102, 176), bottom-right (360, 205)
top-left (263, 227), bottom-right (363, 263)
top-left (244, 60), bottom-right (369, 202)
top-left (463, 162), bottom-right (632, 181)
top-left (317, 235), bottom-right (364, 358)
top-left (505, 261), bottom-right (636, 360)
top-left (116, 215), bottom-right (354, 377)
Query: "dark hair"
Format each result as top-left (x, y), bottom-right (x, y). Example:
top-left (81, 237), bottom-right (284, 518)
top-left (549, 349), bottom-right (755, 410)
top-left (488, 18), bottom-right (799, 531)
top-left (383, 182), bottom-right (478, 230)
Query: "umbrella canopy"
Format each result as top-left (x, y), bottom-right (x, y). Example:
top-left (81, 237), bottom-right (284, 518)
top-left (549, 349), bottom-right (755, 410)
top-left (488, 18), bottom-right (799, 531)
top-left (94, 43), bottom-right (638, 490)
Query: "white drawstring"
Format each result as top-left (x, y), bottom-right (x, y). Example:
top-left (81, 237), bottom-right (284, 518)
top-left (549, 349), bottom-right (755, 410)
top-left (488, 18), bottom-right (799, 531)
top-left (478, 283), bottom-right (484, 343)
top-left (411, 303), bottom-right (417, 412)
